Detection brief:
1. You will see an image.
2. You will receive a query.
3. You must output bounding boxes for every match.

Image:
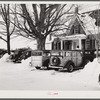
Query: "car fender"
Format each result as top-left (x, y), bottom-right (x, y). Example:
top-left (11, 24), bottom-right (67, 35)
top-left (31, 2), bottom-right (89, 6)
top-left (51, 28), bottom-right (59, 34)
top-left (64, 60), bottom-right (75, 68)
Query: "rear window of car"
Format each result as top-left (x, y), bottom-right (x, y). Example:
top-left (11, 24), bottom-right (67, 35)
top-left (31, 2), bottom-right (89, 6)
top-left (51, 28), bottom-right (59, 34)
top-left (32, 51), bottom-right (42, 56)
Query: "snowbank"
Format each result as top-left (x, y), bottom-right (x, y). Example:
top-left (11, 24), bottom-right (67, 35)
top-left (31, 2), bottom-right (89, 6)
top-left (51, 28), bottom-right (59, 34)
top-left (71, 58), bottom-right (100, 88)
top-left (81, 58), bottom-right (100, 80)
top-left (20, 56), bottom-right (100, 87)
top-left (21, 57), bottom-right (32, 67)
top-left (0, 53), bottom-right (11, 62)
top-left (0, 54), bottom-right (100, 90)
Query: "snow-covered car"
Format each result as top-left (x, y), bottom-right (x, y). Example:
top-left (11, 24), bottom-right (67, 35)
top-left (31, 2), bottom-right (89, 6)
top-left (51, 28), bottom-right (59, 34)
top-left (0, 49), bottom-right (7, 58)
top-left (31, 50), bottom-right (50, 69)
top-left (10, 48), bottom-right (31, 63)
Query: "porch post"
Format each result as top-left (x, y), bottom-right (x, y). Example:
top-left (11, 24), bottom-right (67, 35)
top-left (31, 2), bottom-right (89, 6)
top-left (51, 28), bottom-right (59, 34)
top-left (79, 39), bottom-right (81, 49)
top-left (61, 40), bottom-right (63, 50)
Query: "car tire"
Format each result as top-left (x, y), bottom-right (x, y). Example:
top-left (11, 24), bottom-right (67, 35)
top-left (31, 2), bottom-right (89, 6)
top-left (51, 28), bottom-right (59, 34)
top-left (52, 57), bottom-right (60, 66)
top-left (35, 66), bottom-right (41, 69)
top-left (43, 60), bottom-right (50, 70)
top-left (83, 59), bottom-right (89, 66)
top-left (54, 68), bottom-right (59, 71)
top-left (46, 63), bottom-right (51, 70)
top-left (65, 62), bottom-right (74, 72)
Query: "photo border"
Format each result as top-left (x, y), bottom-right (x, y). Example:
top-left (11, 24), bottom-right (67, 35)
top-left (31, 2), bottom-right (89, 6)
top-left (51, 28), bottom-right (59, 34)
top-left (0, 0), bottom-right (100, 99)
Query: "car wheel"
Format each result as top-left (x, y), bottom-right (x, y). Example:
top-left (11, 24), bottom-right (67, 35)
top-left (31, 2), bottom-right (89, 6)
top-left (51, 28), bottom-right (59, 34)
top-left (67, 64), bottom-right (74, 72)
top-left (66, 62), bottom-right (74, 72)
top-left (35, 66), bottom-right (41, 69)
top-left (43, 60), bottom-right (50, 70)
top-left (52, 57), bottom-right (60, 66)
top-left (83, 59), bottom-right (89, 66)
top-left (46, 64), bottom-right (51, 70)
top-left (54, 68), bottom-right (59, 71)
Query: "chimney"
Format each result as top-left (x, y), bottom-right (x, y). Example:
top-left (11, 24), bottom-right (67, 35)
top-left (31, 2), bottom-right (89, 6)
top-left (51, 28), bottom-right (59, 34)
top-left (75, 6), bottom-right (78, 14)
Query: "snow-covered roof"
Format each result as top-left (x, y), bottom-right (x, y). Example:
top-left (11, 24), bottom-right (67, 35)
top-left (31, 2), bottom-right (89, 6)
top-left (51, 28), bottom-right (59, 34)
top-left (78, 14), bottom-right (99, 35)
top-left (79, 4), bottom-right (100, 14)
top-left (66, 13), bottom-right (99, 36)
top-left (61, 34), bottom-right (87, 40)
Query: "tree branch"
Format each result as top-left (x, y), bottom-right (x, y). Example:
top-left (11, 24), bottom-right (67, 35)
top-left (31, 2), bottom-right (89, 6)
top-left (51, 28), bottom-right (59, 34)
top-left (0, 36), bottom-right (7, 42)
top-left (21, 4), bottom-right (38, 37)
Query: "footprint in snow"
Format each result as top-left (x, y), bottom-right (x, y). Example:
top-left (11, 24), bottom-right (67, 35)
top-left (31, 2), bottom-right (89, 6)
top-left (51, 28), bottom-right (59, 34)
top-left (51, 71), bottom-right (56, 75)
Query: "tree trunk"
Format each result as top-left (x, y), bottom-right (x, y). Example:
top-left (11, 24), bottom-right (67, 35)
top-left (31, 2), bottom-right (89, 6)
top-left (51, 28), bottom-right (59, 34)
top-left (6, 4), bottom-right (11, 55)
top-left (7, 33), bottom-right (10, 55)
top-left (37, 37), bottom-right (46, 50)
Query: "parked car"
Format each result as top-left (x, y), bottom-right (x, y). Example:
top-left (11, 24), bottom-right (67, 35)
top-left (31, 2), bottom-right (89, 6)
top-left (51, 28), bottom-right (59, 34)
top-left (31, 50), bottom-right (50, 69)
top-left (0, 49), bottom-right (7, 58)
top-left (10, 48), bottom-right (32, 63)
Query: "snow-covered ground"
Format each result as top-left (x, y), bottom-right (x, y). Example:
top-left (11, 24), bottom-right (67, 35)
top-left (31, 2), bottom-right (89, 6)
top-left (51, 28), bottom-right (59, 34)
top-left (0, 54), bottom-right (100, 91)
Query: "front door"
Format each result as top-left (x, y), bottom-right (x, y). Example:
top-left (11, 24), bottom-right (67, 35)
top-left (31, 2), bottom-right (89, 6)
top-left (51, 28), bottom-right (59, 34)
top-left (72, 40), bottom-right (79, 50)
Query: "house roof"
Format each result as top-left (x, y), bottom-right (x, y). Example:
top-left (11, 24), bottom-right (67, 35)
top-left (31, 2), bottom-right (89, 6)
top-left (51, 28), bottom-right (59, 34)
top-left (79, 4), bottom-right (100, 14)
top-left (61, 34), bottom-right (87, 40)
top-left (66, 13), bottom-right (99, 36)
top-left (78, 14), bottom-right (99, 35)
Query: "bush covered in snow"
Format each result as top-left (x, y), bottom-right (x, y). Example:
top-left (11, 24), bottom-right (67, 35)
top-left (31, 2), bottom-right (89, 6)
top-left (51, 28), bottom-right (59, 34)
top-left (0, 53), bottom-right (11, 62)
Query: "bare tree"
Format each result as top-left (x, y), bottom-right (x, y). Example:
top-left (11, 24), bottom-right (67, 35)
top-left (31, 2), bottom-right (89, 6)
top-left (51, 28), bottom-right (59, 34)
top-left (15, 4), bottom-right (74, 50)
top-left (0, 4), bottom-right (16, 54)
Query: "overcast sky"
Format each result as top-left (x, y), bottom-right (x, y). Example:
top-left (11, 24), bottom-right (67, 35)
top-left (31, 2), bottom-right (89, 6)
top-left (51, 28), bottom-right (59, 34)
top-left (79, 4), bottom-right (100, 13)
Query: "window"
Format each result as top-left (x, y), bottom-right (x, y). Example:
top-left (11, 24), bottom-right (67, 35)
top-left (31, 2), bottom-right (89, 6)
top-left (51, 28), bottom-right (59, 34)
top-left (58, 42), bottom-right (61, 50)
top-left (63, 40), bottom-right (72, 50)
top-left (32, 52), bottom-right (42, 56)
top-left (74, 25), bottom-right (80, 34)
top-left (85, 39), bottom-right (91, 50)
top-left (52, 38), bottom-right (61, 50)
top-left (85, 39), bottom-right (95, 50)
top-left (82, 39), bottom-right (85, 50)
top-left (53, 41), bottom-right (57, 50)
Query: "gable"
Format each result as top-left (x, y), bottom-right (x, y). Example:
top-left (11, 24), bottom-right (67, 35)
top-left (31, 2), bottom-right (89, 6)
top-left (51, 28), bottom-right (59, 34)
top-left (69, 18), bottom-right (86, 35)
